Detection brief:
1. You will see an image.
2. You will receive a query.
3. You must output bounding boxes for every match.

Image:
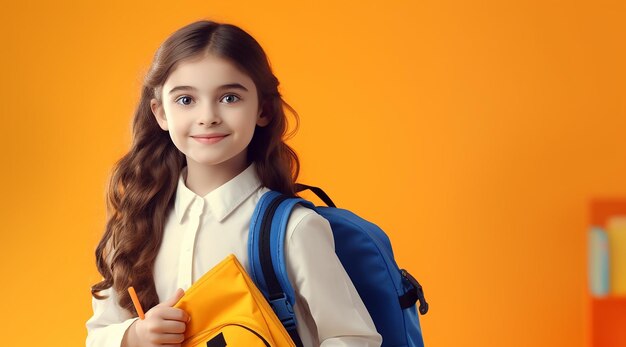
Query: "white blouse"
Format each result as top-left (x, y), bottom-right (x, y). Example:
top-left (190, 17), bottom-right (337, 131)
top-left (85, 164), bottom-right (382, 347)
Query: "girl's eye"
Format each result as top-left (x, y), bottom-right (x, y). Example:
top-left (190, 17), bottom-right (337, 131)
top-left (221, 94), bottom-right (240, 104)
top-left (175, 94), bottom-right (240, 105)
top-left (175, 96), bottom-right (193, 106)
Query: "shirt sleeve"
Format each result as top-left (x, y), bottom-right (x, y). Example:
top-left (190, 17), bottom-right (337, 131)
top-left (85, 286), bottom-right (138, 347)
top-left (284, 207), bottom-right (383, 347)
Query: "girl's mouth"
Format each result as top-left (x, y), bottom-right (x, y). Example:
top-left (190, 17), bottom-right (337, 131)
top-left (192, 134), bottom-right (229, 144)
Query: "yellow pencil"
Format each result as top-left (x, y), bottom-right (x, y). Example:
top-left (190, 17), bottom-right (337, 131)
top-left (128, 286), bottom-right (145, 320)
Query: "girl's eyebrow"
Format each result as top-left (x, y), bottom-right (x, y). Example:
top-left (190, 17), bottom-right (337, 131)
top-left (168, 83), bottom-right (249, 95)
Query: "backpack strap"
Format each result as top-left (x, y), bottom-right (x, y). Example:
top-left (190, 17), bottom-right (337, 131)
top-left (294, 183), bottom-right (336, 207)
top-left (248, 190), bottom-right (314, 347)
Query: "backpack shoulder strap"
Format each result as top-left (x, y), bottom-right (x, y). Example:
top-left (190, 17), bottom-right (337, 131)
top-left (248, 190), bottom-right (314, 347)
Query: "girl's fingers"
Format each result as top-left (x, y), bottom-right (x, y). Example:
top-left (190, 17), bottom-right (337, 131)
top-left (149, 306), bottom-right (189, 322)
top-left (160, 307), bottom-right (190, 322)
top-left (155, 332), bottom-right (185, 344)
top-left (158, 288), bottom-right (185, 307)
top-left (152, 320), bottom-right (186, 334)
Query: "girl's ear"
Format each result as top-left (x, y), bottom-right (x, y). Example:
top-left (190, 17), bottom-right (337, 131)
top-left (256, 104), bottom-right (270, 127)
top-left (150, 99), bottom-right (169, 131)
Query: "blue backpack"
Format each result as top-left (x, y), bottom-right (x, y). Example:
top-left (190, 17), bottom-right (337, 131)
top-left (248, 184), bottom-right (429, 347)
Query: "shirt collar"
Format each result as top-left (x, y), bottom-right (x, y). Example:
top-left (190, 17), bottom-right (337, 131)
top-left (174, 163), bottom-right (262, 223)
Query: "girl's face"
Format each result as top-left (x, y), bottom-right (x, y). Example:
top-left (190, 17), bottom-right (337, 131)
top-left (150, 54), bottom-right (269, 171)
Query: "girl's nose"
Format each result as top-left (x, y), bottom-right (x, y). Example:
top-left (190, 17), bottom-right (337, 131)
top-left (198, 103), bottom-right (221, 126)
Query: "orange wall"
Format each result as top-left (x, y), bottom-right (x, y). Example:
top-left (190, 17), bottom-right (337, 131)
top-left (1, 1), bottom-right (625, 346)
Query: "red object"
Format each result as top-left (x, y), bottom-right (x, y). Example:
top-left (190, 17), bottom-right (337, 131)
top-left (589, 199), bottom-right (626, 347)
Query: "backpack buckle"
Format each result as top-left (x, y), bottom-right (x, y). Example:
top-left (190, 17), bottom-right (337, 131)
top-left (401, 269), bottom-right (429, 315)
top-left (269, 294), bottom-right (296, 327)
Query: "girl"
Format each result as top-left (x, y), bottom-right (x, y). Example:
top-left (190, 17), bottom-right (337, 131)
top-left (86, 20), bottom-right (382, 347)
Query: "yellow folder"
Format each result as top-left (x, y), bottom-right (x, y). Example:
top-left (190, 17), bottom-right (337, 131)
top-left (173, 254), bottom-right (295, 347)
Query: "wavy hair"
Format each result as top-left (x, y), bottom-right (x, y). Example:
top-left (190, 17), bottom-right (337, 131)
top-left (91, 20), bottom-right (301, 314)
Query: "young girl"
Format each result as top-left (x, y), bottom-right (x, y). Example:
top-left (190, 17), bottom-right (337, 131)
top-left (86, 20), bottom-right (382, 347)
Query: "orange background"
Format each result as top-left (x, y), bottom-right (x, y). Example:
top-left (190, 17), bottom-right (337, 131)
top-left (1, 1), bottom-right (625, 346)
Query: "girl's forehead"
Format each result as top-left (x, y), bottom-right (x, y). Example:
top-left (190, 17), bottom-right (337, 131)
top-left (163, 54), bottom-right (255, 92)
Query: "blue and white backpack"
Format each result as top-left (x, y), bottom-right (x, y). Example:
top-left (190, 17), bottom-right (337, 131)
top-left (248, 184), bottom-right (429, 347)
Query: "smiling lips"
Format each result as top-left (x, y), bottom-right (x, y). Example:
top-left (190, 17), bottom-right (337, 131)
top-left (191, 134), bottom-right (229, 144)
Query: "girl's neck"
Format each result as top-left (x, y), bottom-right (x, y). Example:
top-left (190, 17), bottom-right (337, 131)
top-left (183, 158), bottom-right (249, 197)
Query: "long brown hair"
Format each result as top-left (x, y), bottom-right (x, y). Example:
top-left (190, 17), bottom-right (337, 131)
top-left (91, 20), bottom-right (301, 315)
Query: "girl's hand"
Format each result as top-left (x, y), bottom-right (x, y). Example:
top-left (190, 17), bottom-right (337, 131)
top-left (123, 288), bottom-right (189, 347)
